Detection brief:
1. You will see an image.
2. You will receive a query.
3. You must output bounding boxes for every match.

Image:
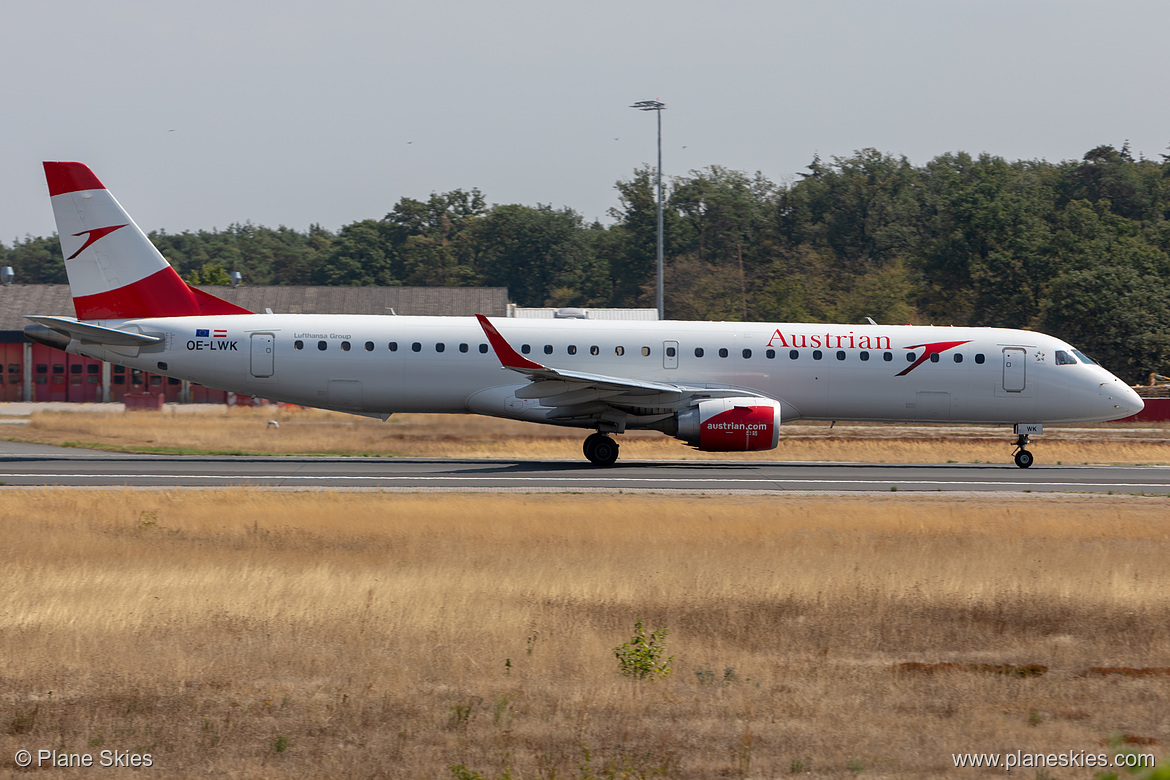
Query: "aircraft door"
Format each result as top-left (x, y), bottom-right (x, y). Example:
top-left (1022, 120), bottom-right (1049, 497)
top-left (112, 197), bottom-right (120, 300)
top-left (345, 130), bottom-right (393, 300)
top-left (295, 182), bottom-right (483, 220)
top-left (250, 333), bottom-right (274, 378)
top-left (663, 340), bottom-right (679, 369)
top-left (1002, 348), bottom-right (1025, 392)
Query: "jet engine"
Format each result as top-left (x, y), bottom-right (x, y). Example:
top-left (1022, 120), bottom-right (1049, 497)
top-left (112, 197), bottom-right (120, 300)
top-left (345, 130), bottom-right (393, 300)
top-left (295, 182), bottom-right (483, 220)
top-left (673, 397), bottom-right (782, 452)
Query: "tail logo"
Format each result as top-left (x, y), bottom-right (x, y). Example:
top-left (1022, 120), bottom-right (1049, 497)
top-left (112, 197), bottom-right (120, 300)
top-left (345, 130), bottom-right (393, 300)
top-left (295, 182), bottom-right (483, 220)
top-left (67, 224), bottom-right (128, 260)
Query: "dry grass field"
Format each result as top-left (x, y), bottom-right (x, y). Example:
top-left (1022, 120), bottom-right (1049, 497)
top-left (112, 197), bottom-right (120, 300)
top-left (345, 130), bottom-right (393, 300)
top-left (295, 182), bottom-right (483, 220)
top-left (2, 490), bottom-right (1168, 778)
top-left (9, 407), bottom-right (1170, 465)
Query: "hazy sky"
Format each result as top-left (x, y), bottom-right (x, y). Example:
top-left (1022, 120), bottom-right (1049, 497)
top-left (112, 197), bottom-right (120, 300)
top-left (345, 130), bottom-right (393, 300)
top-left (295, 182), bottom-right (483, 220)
top-left (3, 0), bottom-right (1168, 244)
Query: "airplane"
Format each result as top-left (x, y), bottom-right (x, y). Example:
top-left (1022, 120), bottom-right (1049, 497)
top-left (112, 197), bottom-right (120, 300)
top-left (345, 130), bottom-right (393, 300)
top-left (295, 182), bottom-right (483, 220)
top-left (25, 161), bottom-right (1144, 468)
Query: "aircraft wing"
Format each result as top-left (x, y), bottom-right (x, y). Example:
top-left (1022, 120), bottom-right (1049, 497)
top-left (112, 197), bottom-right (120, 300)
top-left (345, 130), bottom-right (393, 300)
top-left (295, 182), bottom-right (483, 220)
top-left (476, 315), bottom-right (768, 427)
top-left (25, 316), bottom-right (164, 346)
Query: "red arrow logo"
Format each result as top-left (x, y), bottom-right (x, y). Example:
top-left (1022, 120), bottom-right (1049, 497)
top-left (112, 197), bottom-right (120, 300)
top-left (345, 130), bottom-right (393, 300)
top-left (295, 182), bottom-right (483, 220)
top-left (67, 224), bottom-right (128, 260)
top-left (896, 340), bottom-right (971, 376)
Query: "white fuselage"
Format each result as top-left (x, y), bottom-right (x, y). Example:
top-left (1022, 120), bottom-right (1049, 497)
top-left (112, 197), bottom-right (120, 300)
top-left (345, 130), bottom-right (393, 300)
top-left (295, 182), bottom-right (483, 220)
top-left (68, 314), bottom-right (1143, 427)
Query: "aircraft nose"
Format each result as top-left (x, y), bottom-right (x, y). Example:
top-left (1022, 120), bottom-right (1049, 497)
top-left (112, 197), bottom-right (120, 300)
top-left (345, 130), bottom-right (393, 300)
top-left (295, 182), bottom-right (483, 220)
top-left (1100, 378), bottom-right (1144, 419)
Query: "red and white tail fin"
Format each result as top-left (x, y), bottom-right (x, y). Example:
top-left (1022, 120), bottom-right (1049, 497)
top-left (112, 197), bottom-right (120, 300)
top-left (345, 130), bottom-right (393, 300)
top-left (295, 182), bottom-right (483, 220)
top-left (43, 161), bottom-right (251, 321)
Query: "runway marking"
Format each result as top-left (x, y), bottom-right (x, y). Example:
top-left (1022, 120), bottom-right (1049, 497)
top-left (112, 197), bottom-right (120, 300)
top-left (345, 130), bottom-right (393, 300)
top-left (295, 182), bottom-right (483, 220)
top-left (1, 473), bottom-right (1169, 490)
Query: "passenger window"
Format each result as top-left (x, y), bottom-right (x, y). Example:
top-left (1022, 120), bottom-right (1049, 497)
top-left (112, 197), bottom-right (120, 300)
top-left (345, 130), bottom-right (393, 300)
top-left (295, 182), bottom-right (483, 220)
top-left (718, 348), bottom-right (729, 358)
top-left (568, 345), bottom-right (577, 355)
top-left (742, 348), bottom-right (752, 359)
top-left (813, 350), bottom-right (823, 360)
top-left (929, 352), bottom-right (939, 363)
top-left (883, 352), bottom-right (893, 362)
top-left (616, 346), bottom-right (625, 356)
top-left (953, 353), bottom-right (963, 363)
top-left (365, 341), bottom-right (375, 352)
top-left (666, 346), bottom-right (676, 357)
top-left (295, 340), bottom-right (304, 350)
top-left (789, 350), bottom-right (799, 360)
top-left (590, 346), bottom-right (599, 356)
top-left (975, 353), bottom-right (985, 364)
top-left (766, 349), bottom-right (775, 359)
top-left (860, 351), bottom-right (869, 361)
top-left (479, 344), bottom-right (489, 354)
top-left (411, 342), bottom-right (421, 352)
top-left (695, 347), bottom-right (705, 358)
top-left (836, 350), bottom-right (846, 360)
top-left (341, 341), bottom-right (351, 352)
top-left (459, 343), bottom-right (469, 353)
top-left (1055, 350), bottom-right (1077, 365)
top-left (641, 346), bottom-right (651, 357)
top-left (544, 345), bottom-right (553, 355)
top-left (389, 342), bottom-right (398, 352)
top-left (435, 343), bottom-right (445, 353)
top-left (906, 352), bottom-right (916, 362)
top-left (318, 340), bottom-right (328, 351)
top-left (521, 344), bottom-right (531, 354)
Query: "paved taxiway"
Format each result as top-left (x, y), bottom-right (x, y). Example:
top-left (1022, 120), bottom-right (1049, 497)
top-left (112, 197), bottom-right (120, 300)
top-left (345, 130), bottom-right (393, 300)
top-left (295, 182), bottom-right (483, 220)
top-left (1, 440), bottom-right (1167, 493)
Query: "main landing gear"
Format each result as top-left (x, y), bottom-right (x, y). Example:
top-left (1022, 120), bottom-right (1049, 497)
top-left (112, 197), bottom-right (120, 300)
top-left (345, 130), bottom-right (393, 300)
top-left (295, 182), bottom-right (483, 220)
top-left (1012, 433), bottom-right (1034, 469)
top-left (583, 432), bottom-right (620, 467)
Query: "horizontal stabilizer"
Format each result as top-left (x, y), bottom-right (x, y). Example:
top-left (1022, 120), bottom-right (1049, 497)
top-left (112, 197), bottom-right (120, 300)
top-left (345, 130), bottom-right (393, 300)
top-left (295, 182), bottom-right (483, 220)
top-left (25, 315), bottom-right (164, 346)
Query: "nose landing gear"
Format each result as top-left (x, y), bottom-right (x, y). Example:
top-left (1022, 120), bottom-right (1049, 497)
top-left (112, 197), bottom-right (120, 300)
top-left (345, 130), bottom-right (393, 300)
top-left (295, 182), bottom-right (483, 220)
top-left (1012, 433), bottom-right (1034, 468)
top-left (583, 432), bottom-right (619, 467)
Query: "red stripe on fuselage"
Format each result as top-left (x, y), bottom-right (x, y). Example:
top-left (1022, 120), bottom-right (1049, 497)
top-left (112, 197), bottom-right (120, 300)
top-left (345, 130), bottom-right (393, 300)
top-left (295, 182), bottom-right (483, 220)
top-left (44, 161), bottom-right (106, 197)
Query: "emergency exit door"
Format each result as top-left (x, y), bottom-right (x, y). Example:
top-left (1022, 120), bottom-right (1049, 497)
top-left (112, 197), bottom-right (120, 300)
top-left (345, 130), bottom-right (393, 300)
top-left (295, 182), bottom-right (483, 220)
top-left (1002, 348), bottom-right (1026, 392)
top-left (250, 334), bottom-right (274, 377)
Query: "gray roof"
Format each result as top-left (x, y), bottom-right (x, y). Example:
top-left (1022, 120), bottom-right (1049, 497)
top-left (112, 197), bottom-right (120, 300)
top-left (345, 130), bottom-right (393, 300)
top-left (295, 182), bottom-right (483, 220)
top-left (0, 285), bottom-right (508, 331)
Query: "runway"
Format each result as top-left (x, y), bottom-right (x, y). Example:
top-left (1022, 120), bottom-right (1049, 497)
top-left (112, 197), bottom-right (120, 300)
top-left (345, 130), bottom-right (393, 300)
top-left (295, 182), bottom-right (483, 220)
top-left (1, 440), bottom-right (1168, 493)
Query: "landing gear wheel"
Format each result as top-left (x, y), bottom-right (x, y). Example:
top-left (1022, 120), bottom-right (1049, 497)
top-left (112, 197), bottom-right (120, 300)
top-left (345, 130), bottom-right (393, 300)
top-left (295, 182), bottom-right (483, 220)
top-left (1014, 449), bottom-right (1034, 469)
top-left (583, 432), bottom-right (619, 467)
top-left (1011, 433), bottom-right (1034, 468)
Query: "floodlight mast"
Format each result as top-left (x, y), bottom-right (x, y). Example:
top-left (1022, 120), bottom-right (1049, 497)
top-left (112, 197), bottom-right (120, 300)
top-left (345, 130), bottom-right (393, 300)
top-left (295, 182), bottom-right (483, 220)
top-left (631, 100), bottom-right (666, 320)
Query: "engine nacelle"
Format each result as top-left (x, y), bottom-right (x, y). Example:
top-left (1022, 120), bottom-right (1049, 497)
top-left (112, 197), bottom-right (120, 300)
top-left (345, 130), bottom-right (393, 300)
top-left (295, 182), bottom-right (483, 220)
top-left (674, 397), bottom-right (782, 452)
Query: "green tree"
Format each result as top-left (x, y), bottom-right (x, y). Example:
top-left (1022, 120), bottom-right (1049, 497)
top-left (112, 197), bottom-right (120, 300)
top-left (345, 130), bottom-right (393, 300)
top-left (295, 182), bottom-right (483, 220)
top-left (1039, 265), bottom-right (1170, 383)
top-left (477, 204), bottom-right (604, 307)
top-left (316, 219), bottom-right (404, 286)
top-left (915, 152), bottom-right (1056, 326)
top-left (606, 166), bottom-right (681, 307)
top-left (3, 234), bottom-right (67, 283)
top-left (183, 262), bottom-right (233, 285)
top-left (669, 166), bottom-right (777, 320)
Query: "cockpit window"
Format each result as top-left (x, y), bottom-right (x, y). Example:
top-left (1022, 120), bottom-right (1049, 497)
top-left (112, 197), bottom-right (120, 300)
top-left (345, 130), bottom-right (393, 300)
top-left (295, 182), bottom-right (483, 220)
top-left (1054, 350), bottom-right (1077, 365)
top-left (1071, 349), bottom-right (1097, 365)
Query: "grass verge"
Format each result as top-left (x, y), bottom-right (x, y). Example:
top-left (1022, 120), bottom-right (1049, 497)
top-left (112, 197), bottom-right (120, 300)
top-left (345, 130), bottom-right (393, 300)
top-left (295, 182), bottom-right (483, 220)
top-left (1, 490), bottom-right (1167, 777)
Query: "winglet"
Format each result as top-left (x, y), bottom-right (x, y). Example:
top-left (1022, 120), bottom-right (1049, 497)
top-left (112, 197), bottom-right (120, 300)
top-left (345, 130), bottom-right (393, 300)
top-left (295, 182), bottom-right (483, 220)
top-left (476, 314), bottom-right (544, 370)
